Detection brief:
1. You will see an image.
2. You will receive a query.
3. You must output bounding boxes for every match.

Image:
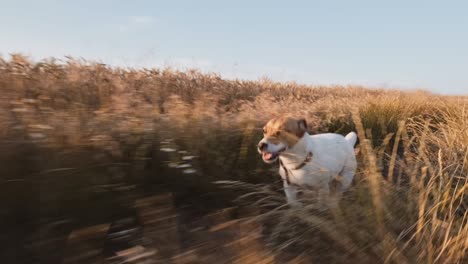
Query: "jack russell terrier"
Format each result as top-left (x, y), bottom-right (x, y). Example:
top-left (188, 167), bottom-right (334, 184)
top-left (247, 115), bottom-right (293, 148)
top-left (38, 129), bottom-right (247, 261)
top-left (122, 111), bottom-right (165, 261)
top-left (257, 116), bottom-right (357, 206)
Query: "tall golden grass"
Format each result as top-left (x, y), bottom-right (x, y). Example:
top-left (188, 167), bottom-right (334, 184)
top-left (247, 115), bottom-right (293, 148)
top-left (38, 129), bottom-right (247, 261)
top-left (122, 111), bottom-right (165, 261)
top-left (1, 54), bottom-right (467, 263)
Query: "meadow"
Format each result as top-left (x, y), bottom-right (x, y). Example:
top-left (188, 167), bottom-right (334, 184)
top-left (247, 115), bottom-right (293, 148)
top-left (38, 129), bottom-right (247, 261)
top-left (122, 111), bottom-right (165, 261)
top-left (0, 54), bottom-right (467, 263)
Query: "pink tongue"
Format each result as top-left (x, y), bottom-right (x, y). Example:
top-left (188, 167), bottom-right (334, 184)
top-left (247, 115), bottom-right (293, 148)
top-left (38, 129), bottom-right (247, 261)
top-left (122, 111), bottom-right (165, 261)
top-left (263, 152), bottom-right (273, 160)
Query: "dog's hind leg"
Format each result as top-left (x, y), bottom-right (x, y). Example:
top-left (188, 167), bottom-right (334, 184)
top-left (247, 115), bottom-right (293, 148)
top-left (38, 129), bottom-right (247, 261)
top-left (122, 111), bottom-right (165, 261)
top-left (317, 182), bottom-right (330, 210)
top-left (337, 152), bottom-right (357, 192)
top-left (338, 164), bottom-right (356, 192)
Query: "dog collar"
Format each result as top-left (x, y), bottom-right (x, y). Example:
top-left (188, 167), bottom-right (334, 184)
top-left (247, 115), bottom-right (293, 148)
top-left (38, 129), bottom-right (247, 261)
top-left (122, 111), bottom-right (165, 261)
top-left (279, 152), bottom-right (313, 185)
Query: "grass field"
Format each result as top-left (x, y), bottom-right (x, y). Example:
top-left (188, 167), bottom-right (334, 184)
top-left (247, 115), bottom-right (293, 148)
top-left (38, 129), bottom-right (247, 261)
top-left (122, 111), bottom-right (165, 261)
top-left (0, 54), bottom-right (467, 263)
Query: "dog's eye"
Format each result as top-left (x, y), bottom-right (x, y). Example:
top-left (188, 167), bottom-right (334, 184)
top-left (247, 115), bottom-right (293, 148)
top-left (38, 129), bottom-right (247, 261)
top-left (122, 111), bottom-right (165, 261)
top-left (262, 128), bottom-right (267, 134)
top-left (275, 131), bottom-right (281, 136)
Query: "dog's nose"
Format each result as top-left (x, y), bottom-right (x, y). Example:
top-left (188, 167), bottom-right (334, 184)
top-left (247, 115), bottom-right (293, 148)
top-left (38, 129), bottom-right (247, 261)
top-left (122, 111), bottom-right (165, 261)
top-left (258, 142), bottom-right (268, 151)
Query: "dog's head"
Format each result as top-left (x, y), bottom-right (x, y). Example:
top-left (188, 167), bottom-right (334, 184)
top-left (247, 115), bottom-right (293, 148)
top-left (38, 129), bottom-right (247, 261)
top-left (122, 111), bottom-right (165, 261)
top-left (257, 117), bottom-right (307, 163)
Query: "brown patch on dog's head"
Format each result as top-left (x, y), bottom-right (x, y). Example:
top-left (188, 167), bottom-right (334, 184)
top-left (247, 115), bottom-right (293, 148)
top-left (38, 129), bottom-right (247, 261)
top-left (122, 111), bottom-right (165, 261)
top-left (262, 116), bottom-right (308, 147)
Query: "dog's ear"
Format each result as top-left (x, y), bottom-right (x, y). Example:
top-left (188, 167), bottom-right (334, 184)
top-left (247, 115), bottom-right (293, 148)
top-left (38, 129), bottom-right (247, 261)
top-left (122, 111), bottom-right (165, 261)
top-left (297, 118), bottom-right (307, 137)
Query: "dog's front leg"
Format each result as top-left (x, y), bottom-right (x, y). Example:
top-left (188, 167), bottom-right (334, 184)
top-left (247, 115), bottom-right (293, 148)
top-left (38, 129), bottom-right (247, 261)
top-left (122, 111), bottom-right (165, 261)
top-left (283, 181), bottom-right (300, 206)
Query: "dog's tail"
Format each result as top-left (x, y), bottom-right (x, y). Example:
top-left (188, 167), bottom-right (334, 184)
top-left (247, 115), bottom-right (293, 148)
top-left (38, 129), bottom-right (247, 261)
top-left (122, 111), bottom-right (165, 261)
top-left (345, 132), bottom-right (357, 147)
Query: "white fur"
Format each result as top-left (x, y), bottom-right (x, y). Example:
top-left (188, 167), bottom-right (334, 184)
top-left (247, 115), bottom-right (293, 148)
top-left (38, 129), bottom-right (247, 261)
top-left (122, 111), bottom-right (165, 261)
top-left (260, 132), bottom-right (357, 206)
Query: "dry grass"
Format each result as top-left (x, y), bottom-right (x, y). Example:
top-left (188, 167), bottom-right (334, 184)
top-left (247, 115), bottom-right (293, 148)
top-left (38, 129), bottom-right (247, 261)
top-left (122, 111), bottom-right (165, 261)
top-left (1, 54), bottom-right (467, 263)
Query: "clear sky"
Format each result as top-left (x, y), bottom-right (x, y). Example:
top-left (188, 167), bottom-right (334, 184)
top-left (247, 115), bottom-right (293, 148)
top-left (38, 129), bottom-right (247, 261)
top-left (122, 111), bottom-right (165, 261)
top-left (1, 0), bottom-right (467, 94)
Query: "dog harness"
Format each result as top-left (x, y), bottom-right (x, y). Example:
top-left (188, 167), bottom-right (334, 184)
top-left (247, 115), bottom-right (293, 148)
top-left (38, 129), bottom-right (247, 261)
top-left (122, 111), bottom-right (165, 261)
top-left (279, 152), bottom-right (313, 185)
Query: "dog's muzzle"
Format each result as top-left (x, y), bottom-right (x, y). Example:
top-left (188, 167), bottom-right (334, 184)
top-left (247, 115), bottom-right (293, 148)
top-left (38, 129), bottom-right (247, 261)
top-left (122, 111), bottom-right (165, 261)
top-left (257, 140), bottom-right (285, 163)
top-left (258, 142), bottom-right (268, 152)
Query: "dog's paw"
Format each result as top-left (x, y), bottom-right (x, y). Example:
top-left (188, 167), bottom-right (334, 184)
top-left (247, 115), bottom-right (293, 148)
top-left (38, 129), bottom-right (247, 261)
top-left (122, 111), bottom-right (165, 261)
top-left (287, 200), bottom-right (303, 208)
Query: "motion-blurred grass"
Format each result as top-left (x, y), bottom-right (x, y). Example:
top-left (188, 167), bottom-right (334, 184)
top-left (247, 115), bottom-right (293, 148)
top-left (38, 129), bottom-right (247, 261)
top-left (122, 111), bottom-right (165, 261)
top-left (0, 54), bottom-right (467, 263)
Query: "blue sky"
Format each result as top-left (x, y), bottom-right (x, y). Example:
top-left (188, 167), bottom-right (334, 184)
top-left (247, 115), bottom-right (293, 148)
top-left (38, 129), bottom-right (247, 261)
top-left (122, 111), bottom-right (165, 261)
top-left (1, 0), bottom-right (467, 94)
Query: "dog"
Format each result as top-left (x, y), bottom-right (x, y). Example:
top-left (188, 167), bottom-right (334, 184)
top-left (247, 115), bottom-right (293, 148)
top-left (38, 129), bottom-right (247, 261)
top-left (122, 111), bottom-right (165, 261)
top-left (257, 116), bottom-right (357, 207)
